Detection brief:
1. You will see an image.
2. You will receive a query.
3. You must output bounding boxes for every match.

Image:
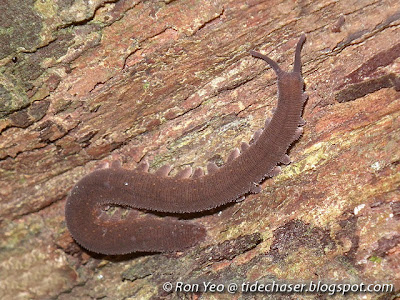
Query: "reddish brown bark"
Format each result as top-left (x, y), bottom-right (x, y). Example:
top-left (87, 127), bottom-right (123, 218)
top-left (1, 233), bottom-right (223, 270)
top-left (0, 0), bottom-right (399, 299)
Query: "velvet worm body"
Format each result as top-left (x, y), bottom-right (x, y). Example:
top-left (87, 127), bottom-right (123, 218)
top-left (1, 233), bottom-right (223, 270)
top-left (65, 34), bottom-right (307, 255)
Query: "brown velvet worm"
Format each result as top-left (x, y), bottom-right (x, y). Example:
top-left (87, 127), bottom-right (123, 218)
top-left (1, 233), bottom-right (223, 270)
top-left (65, 34), bottom-right (307, 255)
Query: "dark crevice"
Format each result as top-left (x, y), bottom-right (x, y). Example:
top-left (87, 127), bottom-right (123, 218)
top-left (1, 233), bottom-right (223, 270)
top-left (0, 120), bottom-right (81, 161)
top-left (1, 99), bottom-right (50, 134)
top-left (194, 7), bottom-right (225, 35)
top-left (335, 73), bottom-right (400, 103)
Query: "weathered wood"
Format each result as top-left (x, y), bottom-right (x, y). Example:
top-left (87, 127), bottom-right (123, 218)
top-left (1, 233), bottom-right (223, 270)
top-left (0, 0), bottom-right (399, 299)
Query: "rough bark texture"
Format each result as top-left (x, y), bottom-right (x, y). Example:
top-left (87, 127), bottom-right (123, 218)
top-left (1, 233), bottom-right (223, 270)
top-left (0, 0), bottom-right (399, 299)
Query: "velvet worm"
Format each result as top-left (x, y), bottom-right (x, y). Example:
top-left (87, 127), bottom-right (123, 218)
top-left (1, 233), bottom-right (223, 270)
top-left (65, 34), bottom-right (307, 255)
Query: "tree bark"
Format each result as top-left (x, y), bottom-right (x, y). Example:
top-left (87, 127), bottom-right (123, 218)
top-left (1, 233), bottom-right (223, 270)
top-left (0, 0), bottom-right (399, 299)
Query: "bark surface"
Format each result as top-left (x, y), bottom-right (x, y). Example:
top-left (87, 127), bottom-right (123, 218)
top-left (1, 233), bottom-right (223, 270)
top-left (0, 0), bottom-right (399, 299)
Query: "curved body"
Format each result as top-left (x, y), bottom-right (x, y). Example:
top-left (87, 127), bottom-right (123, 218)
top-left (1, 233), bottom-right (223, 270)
top-left (65, 35), bottom-right (307, 255)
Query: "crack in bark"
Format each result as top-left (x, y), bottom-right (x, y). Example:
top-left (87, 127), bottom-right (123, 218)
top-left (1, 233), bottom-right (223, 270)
top-left (335, 73), bottom-right (400, 103)
top-left (0, 120), bottom-right (81, 161)
top-left (193, 7), bottom-right (225, 35)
